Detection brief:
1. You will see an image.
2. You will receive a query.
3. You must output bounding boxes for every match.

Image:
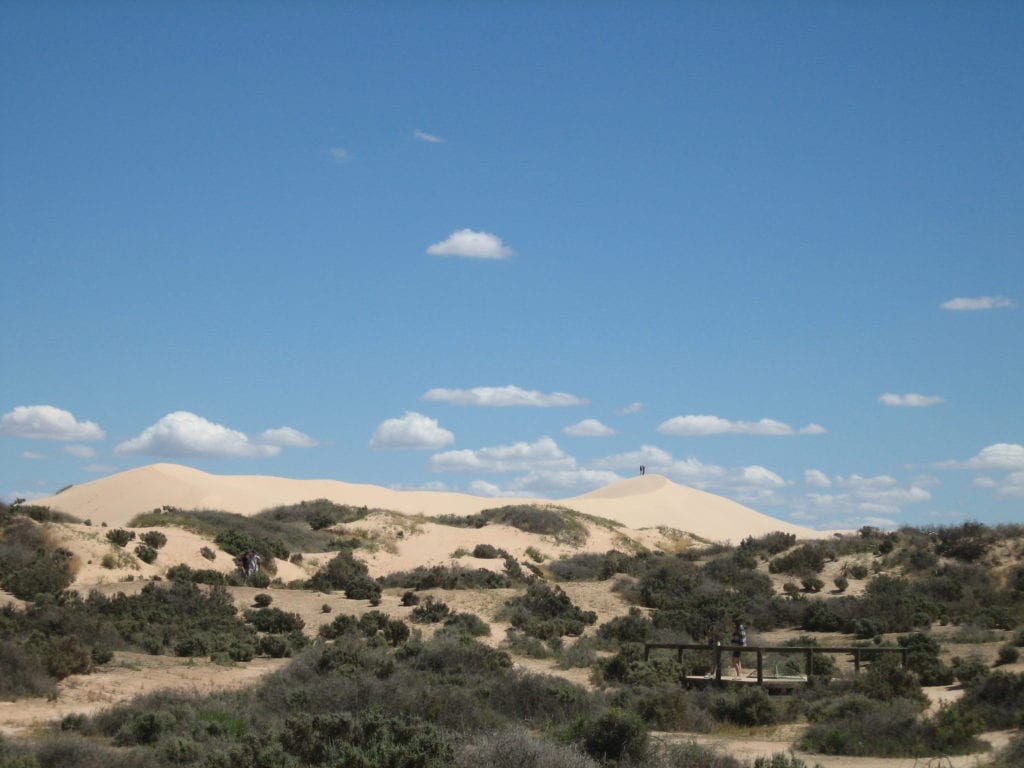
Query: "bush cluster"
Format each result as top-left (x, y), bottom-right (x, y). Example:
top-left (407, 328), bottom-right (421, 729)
top-left (498, 583), bottom-right (597, 640)
top-left (306, 549), bottom-right (381, 602)
top-left (435, 504), bottom-right (590, 546)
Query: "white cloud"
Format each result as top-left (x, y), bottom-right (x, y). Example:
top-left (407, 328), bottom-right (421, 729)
top-left (414, 129), bottom-right (445, 143)
top-left (491, 468), bottom-right (623, 498)
top-left (996, 471), bottom-right (1024, 497)
top-left (941, 296), bottom-right (1014, 311)
top-left (370, 411), bottom-right (454, 450)
top-left (115, 412), bottom-right (279, 458)
top-left (563, 419), bottom-right (615, 437)
top-left (741, 465), bottom-right (786, 488)
top-left (430, 436), bottom-right (573, 473)
top-left (591, 445), bottom-right (674, 471)
top-left (21, 451), bottom-right (46, 460)
top-left (619, 402), bottom-right (644, 415)
top-left (1, 405), bottom-right (105, 441)
top-left (65, 444), bottom-right (97, 458)
top-left (427, 229), bottom-right (513, 259)
top-left (804, 469), bottom-right (832, 488)
top-left (423, 385), bottom-right (586, 408)
top-left (940, 443), bottom-right (1024, 470)
top-left (468, 480), bottom-right (506, 497)
top-left (800, 474), bottom-right (931, 518)
top-left (657, 414), bottom-right (825, 437)
top-left (258, 427), bottom-right (318, 448)
top-left (879, 393), bottom-right (944, 407)
top-left (329, 147), bottom-right (351, 162)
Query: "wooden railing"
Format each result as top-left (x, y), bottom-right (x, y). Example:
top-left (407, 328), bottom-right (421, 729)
top-left (643, 642), bottom-right (908, 685)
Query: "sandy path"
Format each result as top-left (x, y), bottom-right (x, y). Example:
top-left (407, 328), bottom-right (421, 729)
top-left (0, 651), bottom-right (288, 737)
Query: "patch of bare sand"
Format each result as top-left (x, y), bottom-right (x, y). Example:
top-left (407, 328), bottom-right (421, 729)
top-left (0, 652), bottom-right (288, 737)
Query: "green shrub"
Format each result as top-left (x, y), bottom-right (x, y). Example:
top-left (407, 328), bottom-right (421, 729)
top-left (400, 590), bottom-right (420, 606)
top-left (440, 612), bottom-right (490, 638)
top-left (997, 643), bottom-right (1020, 665)
top-left (0, 518), bottom-right (75, 599)
top-left (382, 564), bottom-right (514, 590)
top-left (134, 544), bottom-right (157, 564)
top-left (801, 576), bottom-right (824, 593)
top-left (498, 583), bottom-right (597, 640)
top-left (472, 543), bottom-right (502, 558)
top-left (769, 543), bottom-right (826, 576)
top-left (597, 607), bottom-right (653, 643)
top-left (139, 531), bottom-right (167, 549)
top-left (253, 593), bottom-right (273, 608)
top-left (244, 607), bottom-right (305, 633)
top-left (848, 563), bottom-right (869, 579)
top-left (105, 528), bottom-right (136, 547)
top-left (526, 547), bottom-right (545, 563)
top-left (579, 707), bottom-right (648, 763)
top-left (954, 671), bottom-right (1024, 728)
top-left (410, 597), bottom-right (451, 624)
top-left (952, 655), bottom-right (990, 685)
top-left (200, 546), bottom-right (216, 560)
top-left (833, 575), bottom-right (849, 592)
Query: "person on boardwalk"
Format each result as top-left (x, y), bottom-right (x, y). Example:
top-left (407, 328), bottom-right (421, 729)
top-left (731, 618), bottom-right (747, 677)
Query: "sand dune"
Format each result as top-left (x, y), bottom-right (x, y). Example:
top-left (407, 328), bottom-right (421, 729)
top-left (35, 463), bottom-right (827, 542)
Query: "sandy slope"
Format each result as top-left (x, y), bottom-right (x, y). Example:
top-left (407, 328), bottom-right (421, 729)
top-left (35, 464), bottom-right (828, 542)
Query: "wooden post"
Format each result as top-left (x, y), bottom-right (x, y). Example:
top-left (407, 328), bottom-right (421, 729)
top-left (854, 648), bottom-right (861, 674)
top-left (644, 644), bottom-right (650, 661)
top-left (805, 649), bottom-right (813, 680)
top-left (714, 643), bottom-right (722, 682)
top-left (756, 648), bottom-right (764, 684)
top-left (901, 648), bottom-right (908, 669)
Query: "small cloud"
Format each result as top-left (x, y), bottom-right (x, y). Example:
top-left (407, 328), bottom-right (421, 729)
top-left (657, 414), bottom-right (824, 437)
top-left (370, 411), bottom-right (455, 450)
top-left (618, 402), bottom-right (643, 415)
top-left (115, 411), bottom-right (279, 458)
top-left (258, 427), bottom-right (318, 448)
top-left (413, 129), bottom-right (445, 144)
top-left (329, 147), bottom-right (351, 163)
top-left (939, 443), bottom-right (1024, 471)
top-left (1, 405), bottom-right (105, 441)
top-left (879, 393), bottom-right (944, 407)
top-left (427, 229), bottom-right (513, 259)
top-left (804, 469), bottom-right (832, 488)
top-left (563, 419), bottom-right (615, 437)
top-left (21, 451), bottom-right (46, 460)
top-left (65, 444), bottom-right (97, 458)
top-left (423, 385), bottom-right (586, 408)
top-left (430, 436), bottom-right (573, 473)
top-left (591, 445), bottom-right (674, 471)
top-left (941, 296), bottom-right (1013, 311)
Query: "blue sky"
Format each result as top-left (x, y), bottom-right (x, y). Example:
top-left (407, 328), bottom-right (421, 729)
top-left (2, 1), bottom-right (1021, 530)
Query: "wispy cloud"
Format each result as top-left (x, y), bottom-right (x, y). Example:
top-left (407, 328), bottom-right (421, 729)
top-left (1, 405), bottom-right (105, 441)
top-left (65, 444), bottom-right (97, 458)
top-left (804, 469), bottom-right (832, 488)
top-left (423, 385), bottom-right (586, 408)
top-left (115, 412), bottom-right (279, 458)
top-left (329, 147), bottom-right (351, 163)
top-left (413, 129), bottom-right (445, 144)
top-left (937, 443), bottom-right (1024, 470)
top-left (618, 402), bottom-right (643, 414)
top-left (430, 436), bottom-right (573, 473)
top-left (879, 393), bottom-right (944, 407)
top-left (563, 419), bottom-right (615, 437)
top-left (258, 427), bottom-right (319, 448)
top-left (793, 473), bottom-right (933, 525)
top-left (370, 411), bottom-right (454, 450)
top-left (21, 451), bottom-right (46, 460)
top-left (941, 296), bottom-right (1014, 311)
top-left (427, 229), bottom-right (513, 259)
top-left (471, 468), bottom-right (623, 498)
top-left (657, 414), bottom-right (825, 437)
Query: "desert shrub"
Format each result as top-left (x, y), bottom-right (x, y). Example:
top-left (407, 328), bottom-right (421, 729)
top-left (436, 505), bottom-right (589, 546)
top-left (505, 631), bottom-right (556, 659)
top-left (525, 547), bottom-right (545, 563)
top-left (105, 528), bottom-right (136, 547)
top-left (0, 518), bottom-right (75, 599)
top-left (381, 564), bottom-right (513, 590)
top-left (848, 563), bottom-right (869, 579)
top-left (472, 543), bottom-right (502, 558)
top-left (934, 520), bottom-right (993, 562)
top-left (410, 597), bottom-right (451, 624)
top-left (548, 550), bottom-right (646, 582)
top-left (739, 531), bottom-right (797, 557)
top-left (253, 593), bottom-right (273, 608)
top-left (951, 654), bottom-right (990, 685)
top-left (400, 590), bottom-right (420, 606)
top-left (801, 576), bottom-right (824, 593)
top-left (833, 575), bottom-right (849, 592)
top-left (953, 671), bottom-right (1024, 728)
top-left (705, 686), bottom-right (779, 726)
top-left (801, 601), bottom-right (843, 632)
top-left (898, 632), bottom-right (955, 686)
top-left (498, 583), bottom-right (597, 640)
top-left (800, 697), bottom-right (931, 756)
top-left (987, 731), bottom-right (1024, 768)
top-left (307, 549), bottom-right (381, 602)
top-left (256, 634), bottom-right (293, 658)
top-left (138, 531), bottom-right (167, 549)
top-left (769, 543), bottom-right (826, 576)
top-left (318, 613), bottom-right (360, 639)
top-left (213, 529), bottom-right (286, 573)
top-left (578, 707), bottom-right (648, 763)
top-left (260, 498), bottom-right (372, 528)
top-left (456, 727), bottom-right (599, 768)
top-left (853, 654), bottom-right (927, 705)
top-left (597, 607), bottom-right (653, 643)
top-left (440, 612), bottom-right (490, 638)
top-left (200, 546), bottom-right (216, 560)
top-left (134, 544), bottom-right (157, 564)
top-left (997, 643), bottom-right (1020, 665)
top-left (244, 607), bottom-right (305, 633)
top-left (0, 639), bottom-right (57, 699)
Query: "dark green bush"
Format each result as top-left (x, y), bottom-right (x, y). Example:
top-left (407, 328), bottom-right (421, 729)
top-left (382, 564), bottom-right (514, 590)
top-left (253, 593), bottom-right (273, 608)
top-left (244, 607), bottom-right (305, 633)
top-left (579, 707), bottom-right (648, 763)
top-left (440, 612), bottom-right (490, 638)
top-left (105, 528), bottom-right (136, 547)
top-left (410, 597), bottom-right (451, 624)
top-left (768, 543), bottom-right (826, 576)
top-left (472, 543), bottom-right (502, 558)
top-left (997, 644), bottom-right (1020, 665)
top-left (953, 671), bottom-right (1024, 728)
top-left (498, 583), bottom-right (597, 640)
top-left (0, 518), bottom-right (75, 599)
top-left (138, 531), bottom-right (167, 549)
top-left (134, 544), bottom-right (157, 564)
top-left (597, 607), bottom-right (653, 643)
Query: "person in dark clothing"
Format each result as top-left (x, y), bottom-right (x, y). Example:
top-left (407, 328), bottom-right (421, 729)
top-left (731, 618), bottom-right (747, 677)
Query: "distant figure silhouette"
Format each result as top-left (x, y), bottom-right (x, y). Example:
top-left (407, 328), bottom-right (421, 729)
top-left (640, 465), bottom-right (646, 476)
